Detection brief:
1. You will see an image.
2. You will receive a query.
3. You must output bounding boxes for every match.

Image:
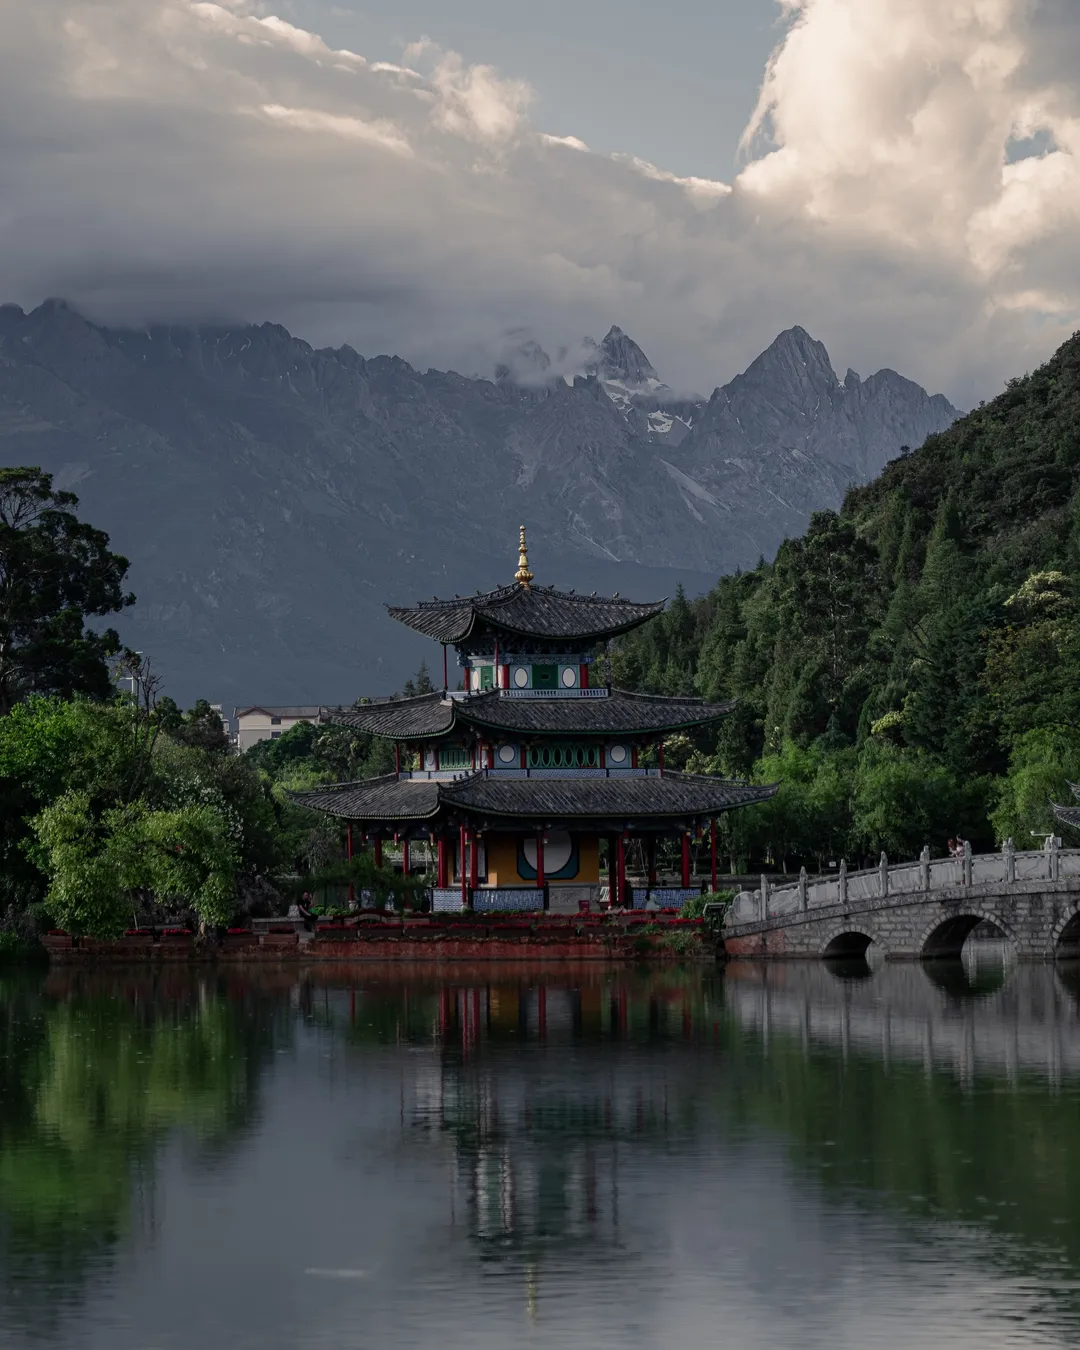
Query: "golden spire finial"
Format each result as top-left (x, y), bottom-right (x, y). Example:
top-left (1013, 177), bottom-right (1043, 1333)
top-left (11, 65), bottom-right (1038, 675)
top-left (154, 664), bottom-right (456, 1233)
top-left (515, 525), bottom-right (534, 588)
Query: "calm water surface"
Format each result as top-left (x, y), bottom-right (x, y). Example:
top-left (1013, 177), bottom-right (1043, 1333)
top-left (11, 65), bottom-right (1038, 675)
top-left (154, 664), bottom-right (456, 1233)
top-left (3, 955), bottom-right (1080, 1348)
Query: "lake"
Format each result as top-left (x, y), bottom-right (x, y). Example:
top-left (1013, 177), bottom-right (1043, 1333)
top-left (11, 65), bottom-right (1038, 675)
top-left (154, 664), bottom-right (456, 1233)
top-left (3, 955), bottom-right (1080, 1348)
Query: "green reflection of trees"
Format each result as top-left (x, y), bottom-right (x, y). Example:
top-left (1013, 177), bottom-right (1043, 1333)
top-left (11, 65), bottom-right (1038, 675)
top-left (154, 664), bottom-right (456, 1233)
top-left (721, 1012), bottom-right (1080, 1272)
top-left (0, 971), bottom-right (283, 1332)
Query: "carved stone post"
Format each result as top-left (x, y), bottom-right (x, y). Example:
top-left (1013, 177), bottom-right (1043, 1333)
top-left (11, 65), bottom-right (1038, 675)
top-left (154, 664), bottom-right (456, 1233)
top-left (963, 839), bottom-right (973, 887)
top-left (879, 851), bottom-right (889, 897)
top-left (920, 844), bottom-right (931, 892)
top-left (1004, 837), bottom-right (1015, 884)
top-left (798, 866), bottom-right (808, 912)
top-left (839, 860), bottom-right (848, 907)
top-left (760, 874), bottom-right (770, 921)
top-left (1050, 833), bottom-right (1060, 882)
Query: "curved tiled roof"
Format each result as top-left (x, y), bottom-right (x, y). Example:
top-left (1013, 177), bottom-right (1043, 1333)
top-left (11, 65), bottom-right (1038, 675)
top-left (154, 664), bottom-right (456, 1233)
top-left (289, 771), bottom-right (776, 824)
top-left (387, 583), bottom-right (664, 643)
top-left (289, 775), bottom-right (441, 820)
top-left (441, 771), bottom-right (777, 821)
top-left (457, 689), bottom-right (734, 735)
top-left (331, 693), bottom-right (453, 740)
top-left (1053, 782), bottom-right (1080, 830)
top-left (327, 688), bottom-right (733, 740)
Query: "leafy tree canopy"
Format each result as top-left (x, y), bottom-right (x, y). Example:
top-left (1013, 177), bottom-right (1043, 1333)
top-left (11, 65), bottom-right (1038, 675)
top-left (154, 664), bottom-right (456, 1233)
top-left (613, 328), bottom-right (1080, 867)
top-left (0, 468), bottom-right (133, 714)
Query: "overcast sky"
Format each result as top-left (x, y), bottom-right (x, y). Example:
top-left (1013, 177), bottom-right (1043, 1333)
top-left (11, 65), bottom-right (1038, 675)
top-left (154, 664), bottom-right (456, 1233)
top-left (3, 0), bottom-right (1079, 406)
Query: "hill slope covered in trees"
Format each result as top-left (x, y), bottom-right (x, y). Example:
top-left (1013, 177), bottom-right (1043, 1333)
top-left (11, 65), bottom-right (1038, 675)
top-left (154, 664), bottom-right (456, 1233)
top-left (612, 332), bottom-right (1080, 869)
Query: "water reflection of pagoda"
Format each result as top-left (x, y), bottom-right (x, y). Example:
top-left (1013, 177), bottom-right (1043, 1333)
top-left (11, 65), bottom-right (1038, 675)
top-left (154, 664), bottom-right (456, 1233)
top-left (405, 981), bottom-right (714, 1264)
top-left (295, 530), bottom-right (774, 910)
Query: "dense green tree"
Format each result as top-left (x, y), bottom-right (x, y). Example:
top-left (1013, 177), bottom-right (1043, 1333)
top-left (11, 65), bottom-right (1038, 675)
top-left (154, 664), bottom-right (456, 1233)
top-left (990, 726), bottom-right (1080, 845)
top-left (0, 468), bottom-right (133, 714)
top-left (0, 694), bottom-right (281, 929)
top-left (610, 329), bottom-right (1080, 866)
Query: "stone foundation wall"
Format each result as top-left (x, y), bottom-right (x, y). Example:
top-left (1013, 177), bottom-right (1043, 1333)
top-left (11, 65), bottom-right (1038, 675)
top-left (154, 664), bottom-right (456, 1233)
top-left (44, 929), bottom-right (713, 964)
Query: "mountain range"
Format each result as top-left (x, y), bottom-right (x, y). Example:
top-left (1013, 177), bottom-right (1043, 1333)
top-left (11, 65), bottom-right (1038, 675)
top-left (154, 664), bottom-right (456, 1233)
top-left (0, 301), bottom-right (958, 704)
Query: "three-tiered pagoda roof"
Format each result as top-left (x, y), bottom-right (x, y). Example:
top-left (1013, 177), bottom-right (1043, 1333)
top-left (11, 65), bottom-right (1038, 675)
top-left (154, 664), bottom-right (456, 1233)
top-left (290, 527), bottom-right (776, 905)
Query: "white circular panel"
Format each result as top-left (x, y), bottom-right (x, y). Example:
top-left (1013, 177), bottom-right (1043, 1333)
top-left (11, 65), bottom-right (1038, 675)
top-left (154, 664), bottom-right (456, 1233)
top-left (497, 742), bottom-right (517, 764)
top-left (561, 666), bottom-right (577, 688)
top-left (513, 665), bottom-right (529, 688)
top-left (523, 830), bottom-right (573, 875)
top-left (608, 744), bottom-right (628, 765)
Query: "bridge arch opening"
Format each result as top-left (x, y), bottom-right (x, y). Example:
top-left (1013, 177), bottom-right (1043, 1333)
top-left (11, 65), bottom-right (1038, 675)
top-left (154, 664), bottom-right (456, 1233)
top-left (822, 931), bottom-right (875, 959)
top-left (920, 914), bottom-right (1016, 961)
top-left (1054, 910), bottom-right (1080, 959)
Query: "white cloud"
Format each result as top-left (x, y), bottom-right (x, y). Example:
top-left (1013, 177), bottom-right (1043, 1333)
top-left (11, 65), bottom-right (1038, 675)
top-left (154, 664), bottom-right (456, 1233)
top-left (739, 0), bottom-right (1080, 314)
top-left (1, 0), bottom-right (1078, 407)
top-left (405, 38), bottom-right (532, 145)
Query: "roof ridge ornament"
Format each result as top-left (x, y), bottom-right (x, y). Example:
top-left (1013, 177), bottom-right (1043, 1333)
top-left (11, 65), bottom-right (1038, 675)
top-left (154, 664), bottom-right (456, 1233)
top-left (515, 524), bottom-right (534, 589)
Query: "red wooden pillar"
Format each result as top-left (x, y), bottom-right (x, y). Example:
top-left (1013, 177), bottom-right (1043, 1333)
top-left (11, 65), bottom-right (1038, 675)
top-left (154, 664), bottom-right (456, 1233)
top-left (438, 836), bottom-right (448, 888)
top-left (459, 823), bottom-right (468, 909)
top-left (681, 832), bottom-right (691, 888)
top-left (442, 644), bottom-right (448, 691)
top-left (616, 835), bottom-right (626, 908)
top-left (469, 829), bottom-right (479, 889)
top-left (374, 835), bottom-right (383, 868)
top-left (402, 837), bottom-right (410, 876)
top-left (710, 819), bottom-right (718, 892)
top-left (536, 830), bottom-right (545, 889)
top-left (394, 742), bottom-right (401, 774)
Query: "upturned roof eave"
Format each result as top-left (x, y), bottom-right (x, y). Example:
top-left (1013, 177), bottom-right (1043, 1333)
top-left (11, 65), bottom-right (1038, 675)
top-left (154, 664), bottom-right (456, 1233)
top-left (453, 691), bottom-right (736, 737)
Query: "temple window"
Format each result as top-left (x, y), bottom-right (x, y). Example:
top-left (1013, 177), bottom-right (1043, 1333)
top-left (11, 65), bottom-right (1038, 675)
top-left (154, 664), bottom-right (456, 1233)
top-left (438, 745), bottom-right (471, 770)
top-left (528, 743), bottom-right (600, 769)
top-left (532, 664), bottom-right (558, 690)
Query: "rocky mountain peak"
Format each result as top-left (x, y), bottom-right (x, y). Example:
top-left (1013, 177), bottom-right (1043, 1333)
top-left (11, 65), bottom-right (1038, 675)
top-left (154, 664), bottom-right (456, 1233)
top-left (741, 325), bottom-right (838, 391)
top-left (494, 336), bottom-right (554, 388)
top-left (588, 325), bottom-right (660, 388)
top-left (0, 301), bottom-right (960, 702)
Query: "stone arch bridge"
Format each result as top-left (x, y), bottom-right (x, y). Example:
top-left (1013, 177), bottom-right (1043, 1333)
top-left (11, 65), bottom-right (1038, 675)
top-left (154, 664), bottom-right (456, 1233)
top-left (712, 841), bottom-right (1080, 961)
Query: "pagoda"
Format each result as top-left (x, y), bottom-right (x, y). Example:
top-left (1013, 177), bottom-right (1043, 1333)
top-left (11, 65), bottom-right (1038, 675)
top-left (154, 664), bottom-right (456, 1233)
top-left (293, 529), bottom-right (776, 912)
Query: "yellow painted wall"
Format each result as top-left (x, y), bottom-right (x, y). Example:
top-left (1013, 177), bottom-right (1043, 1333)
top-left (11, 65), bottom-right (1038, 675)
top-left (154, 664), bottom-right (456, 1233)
top-left (483, 832), bottom-right (599, 885)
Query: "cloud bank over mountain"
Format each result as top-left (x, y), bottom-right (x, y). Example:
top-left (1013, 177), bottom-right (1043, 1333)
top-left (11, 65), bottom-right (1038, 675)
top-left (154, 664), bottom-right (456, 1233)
top-left (1, 0), bottom-right (1078, 406)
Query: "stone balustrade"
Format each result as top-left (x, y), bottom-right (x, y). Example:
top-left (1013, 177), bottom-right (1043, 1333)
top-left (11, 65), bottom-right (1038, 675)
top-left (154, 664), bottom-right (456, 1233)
top-left (726, 839), bottom-right (1080, 927)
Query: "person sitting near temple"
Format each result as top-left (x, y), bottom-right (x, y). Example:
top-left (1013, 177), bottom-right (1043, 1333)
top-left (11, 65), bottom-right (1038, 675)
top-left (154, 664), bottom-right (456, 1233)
top-left (296, 891), bottom-right (316, 933)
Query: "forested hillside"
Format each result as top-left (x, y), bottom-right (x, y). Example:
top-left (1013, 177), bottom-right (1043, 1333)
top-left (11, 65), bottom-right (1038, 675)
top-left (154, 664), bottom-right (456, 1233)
top-left (613, 332), bottom-right (1080, 870)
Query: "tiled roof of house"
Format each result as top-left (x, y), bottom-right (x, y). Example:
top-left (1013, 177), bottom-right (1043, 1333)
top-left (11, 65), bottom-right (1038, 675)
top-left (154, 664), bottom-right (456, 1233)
top-left (387, 583), bottom-right (664, 644)
top-left (234, 705), bottom-right (326, 719)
